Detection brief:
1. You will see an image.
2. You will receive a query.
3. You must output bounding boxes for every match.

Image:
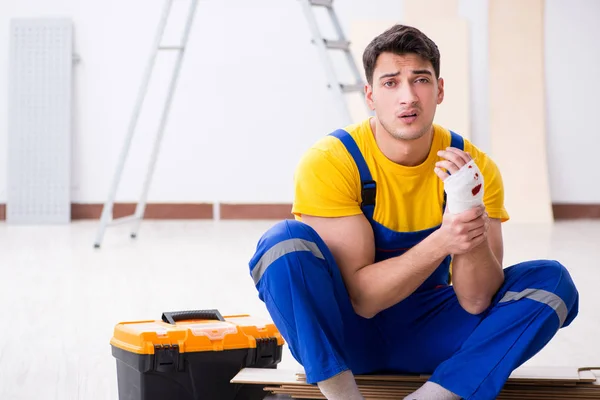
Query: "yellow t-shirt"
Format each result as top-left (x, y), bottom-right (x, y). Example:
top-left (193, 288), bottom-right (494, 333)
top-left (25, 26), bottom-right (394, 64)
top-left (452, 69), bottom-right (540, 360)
top-left (292, 118), bottom-right (509, 232)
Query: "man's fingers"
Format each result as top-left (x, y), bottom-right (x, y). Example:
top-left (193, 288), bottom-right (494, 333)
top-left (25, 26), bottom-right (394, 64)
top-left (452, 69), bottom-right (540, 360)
top-left (465, 214), bottom-right (486, 232)
top-left (437, 149), bottom-right (470, 169)
top-left (435, 160), bottom-right (460, 174)
top-left (457, 205), bottom-right (486, 222)
top-left (444, 147), bottom-right (472, 164)
top-left (468, 225), bottom-right (486, 240)
top-left (434, 167), bottom-right (450, 181)
top-left (475, 229), bottom-right (488, 243)
top-left (469, 231), bottom-right (487, 249)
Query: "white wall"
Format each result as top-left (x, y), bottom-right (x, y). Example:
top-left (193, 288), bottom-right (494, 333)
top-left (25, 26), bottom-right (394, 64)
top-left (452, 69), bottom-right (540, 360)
top-left (0, 0), bottom-right (598, 204)
top-left (458, 0), bottom-right (489, 153)
top-left (545, 0), bottom-right (600, 203)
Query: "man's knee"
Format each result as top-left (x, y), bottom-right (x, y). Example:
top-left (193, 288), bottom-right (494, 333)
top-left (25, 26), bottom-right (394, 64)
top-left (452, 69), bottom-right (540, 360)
top-left (529, 260), bottom-right (577, 296)
top-left (504, 259), bottom-right (579, 326)
top-left (254, 219), bottom-right (321, 251)
top-left (249, 219), bottom-right (330, 288)
top-left (509, 259), bottom-right (574, 287)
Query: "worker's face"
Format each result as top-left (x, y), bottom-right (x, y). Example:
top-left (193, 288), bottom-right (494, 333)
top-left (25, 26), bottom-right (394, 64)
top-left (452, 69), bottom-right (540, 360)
top-left (365, 52), bottom-right (444, 141)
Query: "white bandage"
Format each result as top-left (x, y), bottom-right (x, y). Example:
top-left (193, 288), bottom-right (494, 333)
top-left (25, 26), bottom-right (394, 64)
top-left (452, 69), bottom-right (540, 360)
top-left (443, 159), bottom-right (484, 214)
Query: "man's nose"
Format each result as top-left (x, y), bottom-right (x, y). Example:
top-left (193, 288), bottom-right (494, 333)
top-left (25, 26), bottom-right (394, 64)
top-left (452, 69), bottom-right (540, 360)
top-left (398, 83), bottom-right (418, 105)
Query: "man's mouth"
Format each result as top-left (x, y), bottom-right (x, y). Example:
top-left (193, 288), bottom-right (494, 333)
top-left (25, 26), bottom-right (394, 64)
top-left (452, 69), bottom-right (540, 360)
top-left (399, 111), bottom-right (418, 123)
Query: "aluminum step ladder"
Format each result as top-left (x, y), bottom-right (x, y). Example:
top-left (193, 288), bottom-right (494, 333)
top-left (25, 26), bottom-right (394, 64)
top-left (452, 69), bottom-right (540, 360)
top-left (93, 0), bottom-right (198, 248)
top-left (299, 0), bottom-right (366, 124)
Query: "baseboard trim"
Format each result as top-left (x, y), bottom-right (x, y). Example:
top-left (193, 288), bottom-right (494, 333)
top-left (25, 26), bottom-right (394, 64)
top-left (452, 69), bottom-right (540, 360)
top-left (220, 203), bottom-right (293, 220)
top-left (70, 203), bottom-right (214, 220)
top-left (552, 203), bottom-right (600, 220)
top-left (0, 203), bottom-right (598, 221)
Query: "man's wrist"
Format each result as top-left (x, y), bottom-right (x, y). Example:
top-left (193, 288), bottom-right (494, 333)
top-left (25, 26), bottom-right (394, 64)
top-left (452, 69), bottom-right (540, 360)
top-left (425, 229), bottom-right (450, 260)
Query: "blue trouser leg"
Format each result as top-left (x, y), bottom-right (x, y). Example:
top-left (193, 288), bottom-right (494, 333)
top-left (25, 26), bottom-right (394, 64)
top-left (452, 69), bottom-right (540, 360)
top-left (426, 260), bottom-right (579, 400)
top-left (250, 221), bottom-right (579, 396)
top-left (374, 285), bottom-right (484, 375)
top-left (249, 220), bottom-right (383, 384)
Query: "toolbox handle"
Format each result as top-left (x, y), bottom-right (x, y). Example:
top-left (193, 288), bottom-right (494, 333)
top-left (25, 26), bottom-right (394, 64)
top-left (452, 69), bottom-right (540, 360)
top-left (161, 309), bottom-right (225, 325)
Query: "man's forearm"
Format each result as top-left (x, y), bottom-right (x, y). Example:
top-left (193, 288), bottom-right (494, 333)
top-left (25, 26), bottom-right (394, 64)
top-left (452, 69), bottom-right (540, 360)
top-left (352, 232), bottom-right (449, 318)
top-left (451, 241), bottom-right (504, 314)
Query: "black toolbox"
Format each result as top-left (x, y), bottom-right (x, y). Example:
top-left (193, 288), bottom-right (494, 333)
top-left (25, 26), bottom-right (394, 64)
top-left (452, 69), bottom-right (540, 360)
top-left (110, 310), bottom-right (284, 399)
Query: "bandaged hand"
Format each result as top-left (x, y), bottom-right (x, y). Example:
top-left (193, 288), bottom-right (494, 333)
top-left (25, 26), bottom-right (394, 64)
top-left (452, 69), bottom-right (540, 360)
top-left (435, 148), bottom-right (484, 214)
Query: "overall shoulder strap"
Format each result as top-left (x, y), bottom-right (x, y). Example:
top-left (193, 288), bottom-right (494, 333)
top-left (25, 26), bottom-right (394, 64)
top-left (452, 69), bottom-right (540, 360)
top-left (449, 130), bottom-right (465, 150)
top-left (329, 129), bottom-right (376, 221)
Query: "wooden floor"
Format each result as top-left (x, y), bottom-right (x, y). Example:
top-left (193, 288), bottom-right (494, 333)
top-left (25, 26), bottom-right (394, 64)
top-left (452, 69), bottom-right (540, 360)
top-left (0, 219), bottom-right (598, 399)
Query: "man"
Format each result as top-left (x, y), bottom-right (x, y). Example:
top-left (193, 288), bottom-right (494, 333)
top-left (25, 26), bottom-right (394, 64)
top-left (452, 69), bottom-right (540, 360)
top-left (249, 24), bottom-right (579, 400)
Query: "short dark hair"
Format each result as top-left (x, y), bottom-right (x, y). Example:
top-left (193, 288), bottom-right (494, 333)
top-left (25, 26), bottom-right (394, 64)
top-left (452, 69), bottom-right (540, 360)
top-left (362, 24), bottom-right (440, 85)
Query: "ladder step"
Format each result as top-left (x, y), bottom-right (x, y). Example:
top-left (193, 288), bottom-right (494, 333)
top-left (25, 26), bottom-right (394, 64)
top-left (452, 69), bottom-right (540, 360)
top-left (340, 83), bottom-right (363, 93)
top-left (310, 0), bottom-right (333, 8)
top-left (158, 46), bottom-right (184, 51)
top-left (324, 39), bottom-right (350, 51)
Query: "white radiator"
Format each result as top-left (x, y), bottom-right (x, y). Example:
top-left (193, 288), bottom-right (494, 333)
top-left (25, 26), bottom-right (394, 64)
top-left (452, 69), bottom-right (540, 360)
top-left (7, 19), bottom-right (73, 224)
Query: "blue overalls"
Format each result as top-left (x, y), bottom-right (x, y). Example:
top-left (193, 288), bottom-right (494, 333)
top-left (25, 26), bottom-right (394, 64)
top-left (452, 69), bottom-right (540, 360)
top-left (249, 129), bottom-right (579, 399)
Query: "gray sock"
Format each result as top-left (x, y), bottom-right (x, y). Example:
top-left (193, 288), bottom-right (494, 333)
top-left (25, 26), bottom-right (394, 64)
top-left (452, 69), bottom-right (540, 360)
top-left (404, 381), bottom-right (461, 400)
top-left (317, 370), bottom-right (364, 400)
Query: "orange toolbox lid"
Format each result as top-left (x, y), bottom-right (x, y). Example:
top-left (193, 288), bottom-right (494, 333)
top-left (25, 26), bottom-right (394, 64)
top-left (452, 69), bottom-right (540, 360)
top-left (110, 310), bottom-right (285, 355)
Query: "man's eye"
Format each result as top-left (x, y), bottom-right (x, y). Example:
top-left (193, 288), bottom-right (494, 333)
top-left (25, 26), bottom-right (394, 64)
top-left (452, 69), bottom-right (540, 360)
top-left (384, 81), bottom-right (396, 87)
top-left (416, 78), bottom-right (429, 83)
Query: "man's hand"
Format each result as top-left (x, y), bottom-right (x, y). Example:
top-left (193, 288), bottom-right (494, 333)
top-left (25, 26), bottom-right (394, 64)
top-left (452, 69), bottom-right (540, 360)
top-left (435, 205), bottom-right (490, 256)
top-left (432, 146), bottom-right (504, 315)
top-left (432, 145), bottom-right (490, 256)
top-left (433, 204), bottom-right (503, 315)
top-left (434, 147), bottom-right (472, 178)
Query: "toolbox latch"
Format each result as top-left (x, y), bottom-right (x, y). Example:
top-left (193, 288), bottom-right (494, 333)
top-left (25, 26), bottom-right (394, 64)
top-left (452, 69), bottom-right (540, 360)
top-left (153, 344), bottom-right (181, 373)
top-left (248, 337), bottom-right (281, 368)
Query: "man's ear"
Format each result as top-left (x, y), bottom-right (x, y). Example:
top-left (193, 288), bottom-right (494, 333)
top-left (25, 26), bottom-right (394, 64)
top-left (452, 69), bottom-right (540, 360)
top-left (365, 84), bottom-right (375, 110)
top-left (437, 77), bottom-right (445, 105)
